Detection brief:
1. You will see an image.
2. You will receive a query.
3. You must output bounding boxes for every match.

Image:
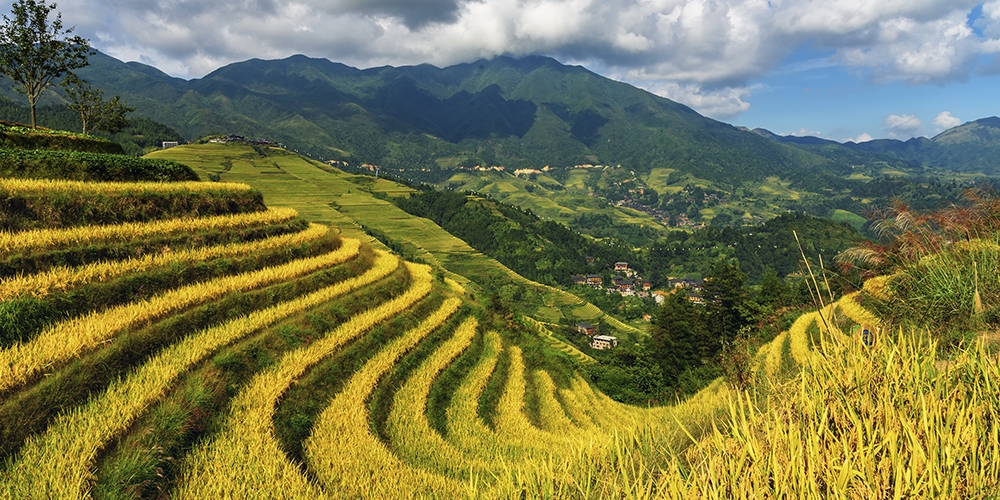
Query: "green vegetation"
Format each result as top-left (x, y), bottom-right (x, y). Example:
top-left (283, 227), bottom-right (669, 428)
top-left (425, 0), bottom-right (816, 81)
top-left (149, 142), bottom-right (631, 332)
top-left (0, 148), bottom-right (197, 181)
top-left (0, 98), bottom-right (184, 155)
top-left (0, 0), bottom-right (90, 128)
top-left (0, 121), bottom-right (122, 153)
top-left (1, 129), bottom-right (999, 498)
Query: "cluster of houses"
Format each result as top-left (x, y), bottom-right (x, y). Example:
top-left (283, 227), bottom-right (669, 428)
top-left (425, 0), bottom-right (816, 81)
top-left (654, 277), bottom-right (706, 306)
top-left (572, 260), bottom-right (707, 306)
top-left (575, 322), bottom-right (618, 350)
top-left (570, 262), bottom-right (653, 298)
top-left (207, 134), bottom-right (276, 146)
top-left (568, 264), bottom-right (709, 351)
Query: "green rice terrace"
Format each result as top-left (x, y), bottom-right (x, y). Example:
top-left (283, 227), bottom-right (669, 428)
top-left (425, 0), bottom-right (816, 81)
top-left (0, 140), bottom-right (997, 498)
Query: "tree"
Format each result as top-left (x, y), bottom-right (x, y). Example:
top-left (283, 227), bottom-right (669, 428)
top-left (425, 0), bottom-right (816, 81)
top-left (650, 292), bottom-right (705, 386)
top-left (703, 260), bottom-right (750, 351)
top-left (0, 0), bottom-right (90, 128)
top-left (61, 74), bottom-right (132, 134)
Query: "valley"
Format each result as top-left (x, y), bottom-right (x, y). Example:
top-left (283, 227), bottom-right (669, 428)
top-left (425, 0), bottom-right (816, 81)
top-left (0, 27), bottom-right (996, 496)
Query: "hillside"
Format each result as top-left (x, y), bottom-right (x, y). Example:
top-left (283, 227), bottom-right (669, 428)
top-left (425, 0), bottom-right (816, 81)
top-left (146, 142), bottom-right (643, 336)
top-left (753, 117), bottom-right (1000, 175)
top-left (0, 141), bottom-right (997, 497)
top-left (29, 52), bottom-right (838, 187)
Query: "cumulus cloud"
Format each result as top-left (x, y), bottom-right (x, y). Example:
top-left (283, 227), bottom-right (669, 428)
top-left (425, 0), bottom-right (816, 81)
top-left (845, 133), bottom-right (874, 143)
top-left (883, 113), bottom-right (924, 138)
top-left (46, 0), bottom-right (1000, 118)
top-left (933, 111), bottom-right (962, 129)
top-left (790, 128), bottom-right (822, 137)
top-left (645, 82), bottom-right (753, 119)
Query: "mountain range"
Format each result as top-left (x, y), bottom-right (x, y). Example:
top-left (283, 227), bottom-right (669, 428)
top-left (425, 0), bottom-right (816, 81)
top-left (5, 51), bottom-right (1000, 181)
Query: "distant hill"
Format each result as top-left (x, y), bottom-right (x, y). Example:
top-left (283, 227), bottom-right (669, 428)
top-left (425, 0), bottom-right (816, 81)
top-left (0, 52), bottom-right (843, 188)
top-left (750, 117), bottom-right (1000, 175)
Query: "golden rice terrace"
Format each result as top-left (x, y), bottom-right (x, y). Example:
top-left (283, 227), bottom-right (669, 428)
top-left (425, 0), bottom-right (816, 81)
top-left (0, 175), bottom-right (997, 499)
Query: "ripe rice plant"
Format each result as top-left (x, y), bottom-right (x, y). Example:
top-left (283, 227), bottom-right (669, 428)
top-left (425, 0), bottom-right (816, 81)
top-left (555, 385), bottom-right (596, 430)
top-left (0, 177), bottom-right (252, 195)
top-left (0, 223), bottom-right (329, 301)
top-left (384, 317), bottom-right (480, 479)
top-left (656, 329), bottom-right (1000, 498)
top-left (0, 238), bottom-right (361, 392)
top-left (173, 261), bottom-right (433, 499)
top-left (494, 346), bottom-right (569, 451)
top-left (0, 249), bottom-right (399, 499)
top-left (532, 370), bottom-right (577, 433)
top-left (446, 330), bottom-right (503, 455)
top-left (304, 298), bottom-right (465, 498)
top-left (787, 311), bottom-right (819, 367)
top-left (836, 292), bottom-right (880, 327)
top-left (764, 331), bottom-right (788, 378)
top-left (0, 206), bottom-right (298, 256)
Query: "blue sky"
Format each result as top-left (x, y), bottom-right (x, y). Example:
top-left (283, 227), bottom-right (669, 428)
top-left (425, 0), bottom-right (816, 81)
top-left (52, 0), bottom-right (1000, 143)
top-left (732, 40), bottom-right (1000, 141)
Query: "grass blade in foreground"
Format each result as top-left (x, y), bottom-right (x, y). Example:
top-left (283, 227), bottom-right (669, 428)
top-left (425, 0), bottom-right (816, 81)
top-left (0, 238), bottom-right (361, 393)
top-left (174, 261), bottom-right (433, 500)
top-left (304, 299), bottom-right (466, 498)
top-left (0, 250), bottom-right (397, 500)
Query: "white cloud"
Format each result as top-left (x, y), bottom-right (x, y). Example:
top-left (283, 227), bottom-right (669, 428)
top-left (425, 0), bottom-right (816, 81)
top-left (933, 111), bottom-right (962, 129)
top-left (645, 82), bottom-right (753, 119)
top-left (790, 128), bottom-right (822, 137)
top-left (834, 11), bottom-right (980, 84)
top-left (883, 113), bottom-right (924, 138)
top-left (41, 0), bottom-right (1000, 122)
top-left (845, 132), bottom-right (874, 143)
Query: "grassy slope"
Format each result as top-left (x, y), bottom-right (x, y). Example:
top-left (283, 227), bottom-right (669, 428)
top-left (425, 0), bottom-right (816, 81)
top-left (149, 143), bottom-right (642, 333)
top-left (442, 169), bottom-right (670, 233)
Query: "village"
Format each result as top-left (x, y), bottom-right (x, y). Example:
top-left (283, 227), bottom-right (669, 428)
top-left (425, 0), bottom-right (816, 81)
top-left (570, 261), bottom-right (705, 351)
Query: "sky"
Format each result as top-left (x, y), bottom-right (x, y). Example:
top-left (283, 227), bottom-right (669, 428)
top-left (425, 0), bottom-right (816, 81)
top-left (42, 0), bottom-right (1000, 142)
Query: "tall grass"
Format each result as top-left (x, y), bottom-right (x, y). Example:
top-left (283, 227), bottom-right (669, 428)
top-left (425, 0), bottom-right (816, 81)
top-left (876, 238), bottom-right (1000, 339)
top-left (656, 329), bottom-right (1000, 498)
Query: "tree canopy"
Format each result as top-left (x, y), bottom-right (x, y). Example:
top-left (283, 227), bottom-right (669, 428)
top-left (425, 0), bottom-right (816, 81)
top-left (0, 0), bottom-right (90, 128)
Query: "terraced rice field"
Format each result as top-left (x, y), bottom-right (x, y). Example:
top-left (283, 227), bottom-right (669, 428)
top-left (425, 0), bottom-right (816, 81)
top-left (1, 173), bottom-right (996, 499)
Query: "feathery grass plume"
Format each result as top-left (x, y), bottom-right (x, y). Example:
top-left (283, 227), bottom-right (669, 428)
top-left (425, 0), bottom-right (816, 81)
top-left (974, 260), bottom-right (983, 315)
